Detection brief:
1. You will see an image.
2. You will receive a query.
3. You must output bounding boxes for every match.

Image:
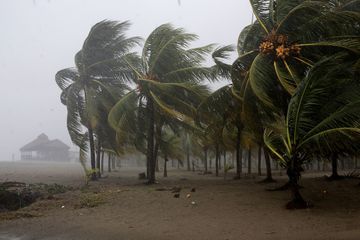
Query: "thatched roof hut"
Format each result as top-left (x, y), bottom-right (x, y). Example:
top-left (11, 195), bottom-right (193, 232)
top-left (20, 134), bottom-right (70, 161)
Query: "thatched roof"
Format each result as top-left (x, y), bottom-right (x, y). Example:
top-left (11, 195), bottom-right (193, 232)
top-left (20, 134), bottom-right (70, 152)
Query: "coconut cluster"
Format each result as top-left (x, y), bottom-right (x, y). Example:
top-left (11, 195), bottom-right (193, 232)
top-left (259, 31), bottom-right (301, 60)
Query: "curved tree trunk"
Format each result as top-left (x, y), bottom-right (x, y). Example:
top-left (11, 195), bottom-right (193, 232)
top-left (235, 125), bottom-right (242, 179)
top-left (260, 148), bottom-right (275, 183)
top-left (87, 126), bottom-right (97, 181)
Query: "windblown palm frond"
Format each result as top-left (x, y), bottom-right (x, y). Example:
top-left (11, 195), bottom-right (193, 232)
top-left (237, 0), bottom-right (360, 110)
top-left (265, 53), bottom-right (360, 167)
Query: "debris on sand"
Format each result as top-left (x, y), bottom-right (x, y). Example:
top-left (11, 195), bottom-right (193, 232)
top-left (171, 187), bottom-right (181, 193)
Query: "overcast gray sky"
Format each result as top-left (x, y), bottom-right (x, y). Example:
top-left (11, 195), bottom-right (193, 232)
top-left (0, 0), bottom-right (252, 161)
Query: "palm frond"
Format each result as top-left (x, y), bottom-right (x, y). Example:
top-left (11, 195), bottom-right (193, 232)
top-left (249, 54), bottom-right (281, 108)
top-left (210, 45), bottom-right (235, 80)
top-left (237, 22), bottom-right (267, 55)
top-left (108, 90), bottom-right (139, 133)
top-left (299, 37), bottom-right (360, 54)
top-left (249, 0), bottom-right (274, 33)
top-left (263, 128), bottom-right (288, 164)
top-left (55, 68), bottom-right (79, 90)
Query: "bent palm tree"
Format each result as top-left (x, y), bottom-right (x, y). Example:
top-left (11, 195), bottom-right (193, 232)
top-left (264, 53), bottom-right (360, 208)
top-left (239, 0), bottom-right (360, 110)
top-left (109, 24), bottom-right (229, 183)
top-left (232, 0), bottom-right (360, 185)
top-left (55, 20), bottom-right (140, 179)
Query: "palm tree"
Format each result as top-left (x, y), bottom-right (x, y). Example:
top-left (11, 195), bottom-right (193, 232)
top-left (245, 0), bottom-right (360, 110)
top-left (56, 20), bottom-right (140, 179)
top-left (232, 0), bottom-right (360, 184)
top-left (109, 24), bottom-right (227, 184)
top-left (264, 53), bottom-right (360, 208)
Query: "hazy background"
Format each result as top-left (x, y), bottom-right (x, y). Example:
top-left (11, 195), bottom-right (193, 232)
top-left (0, 0), bottom-right (252, 161)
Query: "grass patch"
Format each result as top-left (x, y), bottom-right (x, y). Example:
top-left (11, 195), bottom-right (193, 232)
top-left (77, 193), bottom-right (104, 208)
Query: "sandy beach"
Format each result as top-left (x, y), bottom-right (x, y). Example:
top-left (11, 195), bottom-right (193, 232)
top-left (0, 161), bottom-right (359, 240)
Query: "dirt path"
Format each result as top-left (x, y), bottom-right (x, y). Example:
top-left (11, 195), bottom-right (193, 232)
top-left (0, 162), bottom-right (359, 240)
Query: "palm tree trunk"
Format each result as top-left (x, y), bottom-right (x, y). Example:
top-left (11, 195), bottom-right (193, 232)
top-left (146, 156), bottom-right (150, 177)
top-left (232, 151), bottom-right (235, 166)
top-left (235, 125), bottom-right (242, 179)
top-left (147, 98), bottom-right (156, 184)
top-left (96, 138), bottom-right (101, 178)
top-left (215, 144), bottom-right (220, 177)
top-left (247, 148), bottom-right (252, 175)
top-left (87, 126), bottom-right (97, 180)
top-left (262, 148), bottom-right (275, 183)
top-left (219, 150), bottom-right (222, 170)
top-left (204, 148), bottom-right (208, 174)
top-left (154, 141), bottom-right (160, 172)
top-left (154, 124), bottom-right (162, 173)
top-left (258, 146), bottom-right (262, 176)
top-left (101, 150), bottom-right (104, 174)
top-left (223, 151), bottom-right (227, 168)
top-left (186, 144), bottom-right (191, 171)
top-left (286, 156), bottom-right (307, 209)
top-left (164, 155), bottom-right (168, 177)
top-left (111, 155), bottom-right (116, 169)
top-left (330, 153), bottom-right (341, 180)
top-left (108, 153), bottom-right (111, 172)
